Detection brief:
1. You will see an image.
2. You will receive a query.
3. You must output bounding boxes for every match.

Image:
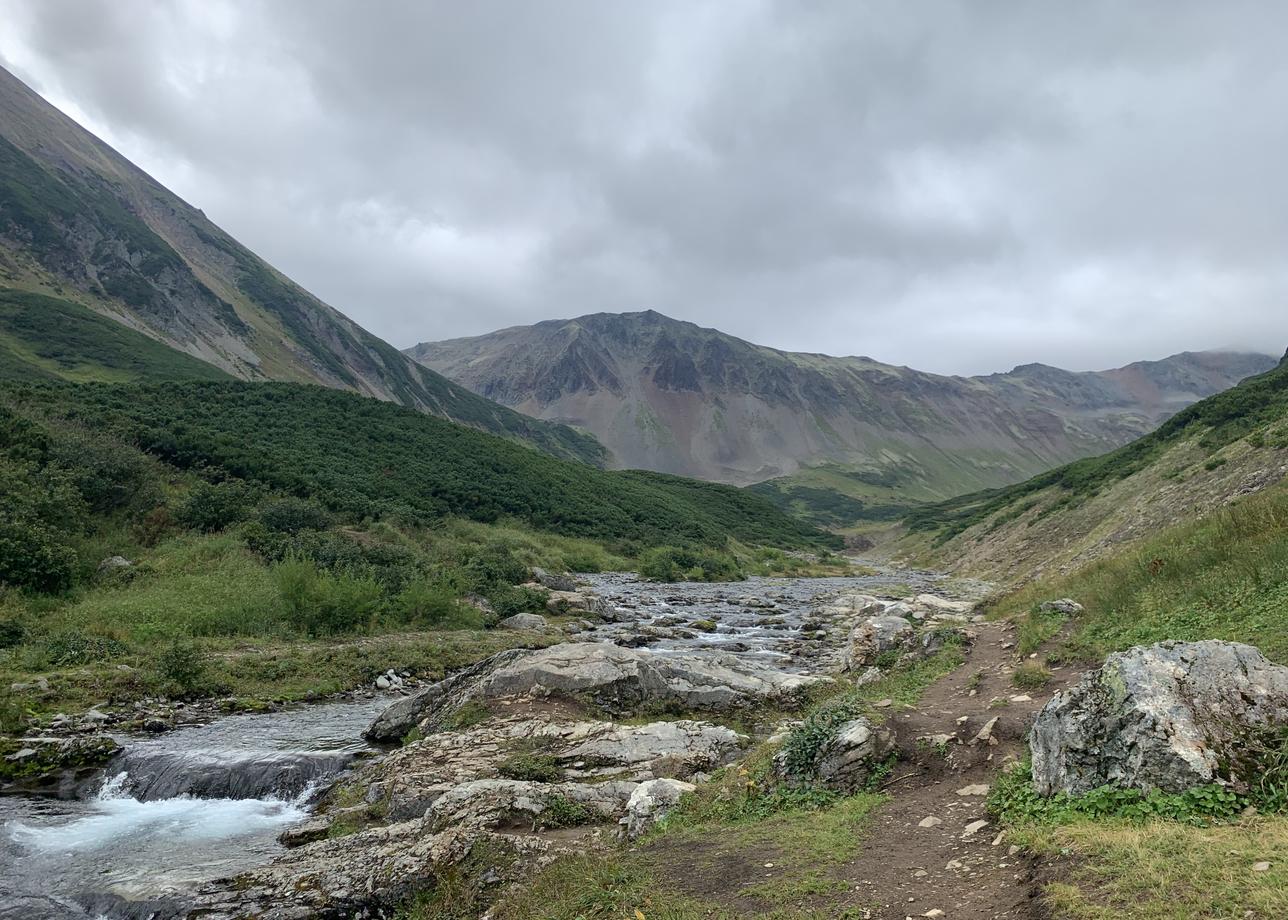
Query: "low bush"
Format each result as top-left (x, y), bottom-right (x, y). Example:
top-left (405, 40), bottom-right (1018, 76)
top-left (273, 556), bottom-right (382, 635)
top-left (638, 545), bottom-right (744, 582)
top-left (175, 480), bottom-right (252, 533)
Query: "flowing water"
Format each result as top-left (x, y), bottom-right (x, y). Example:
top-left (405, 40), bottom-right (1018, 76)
top-left (0, 568), bottom-right (955, 919)
top-left (0, 698), bottom-right (386, 919)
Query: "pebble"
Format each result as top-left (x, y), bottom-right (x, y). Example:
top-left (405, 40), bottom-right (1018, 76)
top-left (956, 784), bottom-right (990, 796)
top-left (1252, 861), bottom-right (1271, 872)
top-left (918, 816), bottom-right (943, 828)
top-left (961, 819), bottom-right (990, 838)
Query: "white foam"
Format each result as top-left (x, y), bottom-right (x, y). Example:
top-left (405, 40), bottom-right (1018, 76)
top-left (8, 776), bottom-right (308, 854)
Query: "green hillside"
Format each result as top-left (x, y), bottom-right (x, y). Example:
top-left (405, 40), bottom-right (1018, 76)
top-left (0, 287), bottom-right (230, 383)
top-left (2, 379), bottom-right (834, 552)
top-left (907, 353), bottom-right (1288, 542)
top-left (0, 66), bottom-right (606, 466)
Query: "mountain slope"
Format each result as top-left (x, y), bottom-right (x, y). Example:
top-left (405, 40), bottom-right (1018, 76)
top-left (1, 379), bottom-right (833, 551)
top-left (407, 311), bottom-right (1274, 499)
top-left (901, 350), bottom-right (1288, 581)
top-left (0, 65), bottom-right (604, 464)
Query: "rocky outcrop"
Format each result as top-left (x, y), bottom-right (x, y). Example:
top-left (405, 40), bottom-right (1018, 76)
top-left (366, 643), bottom-right (820, 741)
top-left (532, 567), bottom-right (580, 592)
top-left (426, 778), bottom-right (637, 833)
top-left (1031, 640), bottom-right (1288, 795)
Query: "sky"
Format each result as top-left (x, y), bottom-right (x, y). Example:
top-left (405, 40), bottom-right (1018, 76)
top-left (2, 1), bottom-right (1286, 376)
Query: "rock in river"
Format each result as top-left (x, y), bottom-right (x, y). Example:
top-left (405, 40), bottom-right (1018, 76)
top-left (366, 643), bottom-right (822, 742)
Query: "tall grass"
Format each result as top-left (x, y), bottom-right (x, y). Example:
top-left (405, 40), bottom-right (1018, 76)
top-left (996, 482), bottom-right (1288, 663)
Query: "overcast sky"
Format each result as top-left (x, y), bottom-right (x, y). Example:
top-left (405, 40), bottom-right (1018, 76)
top-left (2, 1), bottom-right (1286, 375)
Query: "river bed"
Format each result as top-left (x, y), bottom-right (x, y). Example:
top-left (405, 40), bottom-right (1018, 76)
top-left (0, 568), bottom-right (954, 919)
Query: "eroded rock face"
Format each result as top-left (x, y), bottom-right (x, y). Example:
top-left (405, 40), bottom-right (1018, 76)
top-left (367, 643), bottom-right (820, 741)
top-left (1031, 640), bottom-right (1288, 795)
top-left (427, 778), bottom-right (638, 833)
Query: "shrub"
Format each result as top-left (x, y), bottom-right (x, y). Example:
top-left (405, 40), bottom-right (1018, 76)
top-left (49, 429), bottom-right (160, 515)
top-left (273, 556), bottom-right (382, 635)
top-left (638, 546), bottom-right (744, 582)
top-left (393, 577), bottom-right (476, 628)
top-left (156, 637), bottom-right (208, 694)
top-left (1012, 661), bottom-right (1052, 689)
top-left (0, 617), bottom-right (24, 648)
top-left (36, 630), bottom-right (128, 667)
top-left (176, 480), bottom-right (252, 533)
top-left (257, 496), bottom-right (330, 534)
top-left (0, 519), bottom-right (77, 593)
top-left (490, 585), bottom-right (546, 620)
top-left (498, 752), bottom-right (563, 783)
top-left (463, 543), bottom-right (529, 594)
top-left (536, 794), bottom-right (594, 829)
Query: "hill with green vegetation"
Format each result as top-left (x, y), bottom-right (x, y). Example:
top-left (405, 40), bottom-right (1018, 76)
top-left (0, 287), bottom-right (230, 383)
top-left (900, 350), bottom-right (1288, 581)
top-left (0, 377), bottom-right (835, 728)
top-left (0, 65), bottom-right (604, 465)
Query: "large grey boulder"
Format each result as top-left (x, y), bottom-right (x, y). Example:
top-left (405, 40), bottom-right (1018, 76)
top-left (1031, 640), bottom-right (1288, 795)
top-left (844, 615), bottom-right (915, 669)
top-left (559, 720), bottom-right (745, 777)
top-left (621, 778), bottom-right (695, 839)
top-left (532, 567), bottom-right (580, 592)
top-left (366, 643), bottom-right (820, 742)
top-left (426, 778), bottom-right (637, 833)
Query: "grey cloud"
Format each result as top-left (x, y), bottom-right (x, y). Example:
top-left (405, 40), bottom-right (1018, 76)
top-left (1, 0), bottom-right (1286, 374)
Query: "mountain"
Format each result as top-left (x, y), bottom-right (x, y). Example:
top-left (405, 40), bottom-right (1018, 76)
top-left (901, 351), bottom-right (1288, 581)
top-left (0, 65), bottom-right (604, 464)
top-left (407, 310), bottom-right (1275, 507)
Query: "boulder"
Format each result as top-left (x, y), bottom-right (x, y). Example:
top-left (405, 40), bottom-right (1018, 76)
top-left (812, 718), bottom-right (895, 793)
top-left (844, 615), bottom-right (915, 669)
top-left (497, 613), bottom-right (548, 630)
top-left (621, 778), bottom-right (695, 839)
top-left (366, 643), bottom-right (821, 741)
top-left (531, 567), bottom-right (580, 592)
top-left (96, 555), bottom-right (133, 576)
top-left (1039, 598), bottom-right (1084, 616)
top-left (1031, 640), bottom-right (1288, 795)
top-left (774, 715), bottom-right (894, 793)
top-left (545, 590), bottom-right (614, 619)
top-left (426, 778), bottom-right (637, 833)
top-left (914, 594), bottom-right (974, 614)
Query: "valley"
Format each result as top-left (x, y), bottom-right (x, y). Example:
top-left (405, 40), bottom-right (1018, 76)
top-left (1, 17), bottom-right (1286, 920)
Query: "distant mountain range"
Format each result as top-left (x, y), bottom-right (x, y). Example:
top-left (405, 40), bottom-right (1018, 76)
top-left (408, 311), bottom-right (1274, 519)
top-left (0, 65), bottom-right (604, 464)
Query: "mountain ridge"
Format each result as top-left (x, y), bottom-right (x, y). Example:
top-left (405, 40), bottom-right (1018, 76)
top-left (0, 64), bottom-right (605, 464)
top-left (407, 310), bottom-right (1275, 504)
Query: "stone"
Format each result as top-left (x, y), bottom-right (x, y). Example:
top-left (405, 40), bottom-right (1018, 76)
top-left (777, 716), bottom-right (895, 793)
top-left (531, 567), bottom-right (580, 592)
top-left (1039, 598), bottom-right (1084, 616)
top-left (367, 643), bottom-right (821, 741)
top-left (96, 555), bottom-right (133, 576)
top-left (1252, 861), bottom-right (1271, 872)
top-left (426, 778), bottom-right (637, 833)
top-left (844, 615), bottom-right (915, 669)
top-left (497, 613), bottom-right (548, 630)
top-left (1030, 641), bottom-right (1288, 795)
top-left (972, 717), bottom-right (999, 746)
top-left (914, 594), bottom-right (974, 614)
top-left (917, 816), bottom-right (943, 828)
top-left (621, 778), bottom-right (695, 838)
top-left (956, 784), bottom-right (990, 796)
top-left (462, 593), bottom-right (495, 616)
top-left (962, 819), bottom-right (989, 838)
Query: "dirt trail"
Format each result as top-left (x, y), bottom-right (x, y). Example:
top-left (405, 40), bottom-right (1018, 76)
top-left (838, 619), bottom-right (1080, 920)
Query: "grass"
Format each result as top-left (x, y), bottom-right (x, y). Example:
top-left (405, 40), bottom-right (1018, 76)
top-left (1021, 818), bottom-right (1288, 920)
top-left (992, 479), bottom-right (1288, 665)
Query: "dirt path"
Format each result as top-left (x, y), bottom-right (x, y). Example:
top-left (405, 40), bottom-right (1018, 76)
top-left (834, 619), bottom-right (1080, 920)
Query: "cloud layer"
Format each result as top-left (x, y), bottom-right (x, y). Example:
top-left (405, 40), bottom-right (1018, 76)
top-left (3, 0), bottom-right (1286, 373)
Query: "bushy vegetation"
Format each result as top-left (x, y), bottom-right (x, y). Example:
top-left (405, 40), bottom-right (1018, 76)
top-left (908, 356), bottom-right (1288, 539)
top-left (2, 381), bottom-right (832, 550)
top-left (637, 545), bottom-right (744, 582)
